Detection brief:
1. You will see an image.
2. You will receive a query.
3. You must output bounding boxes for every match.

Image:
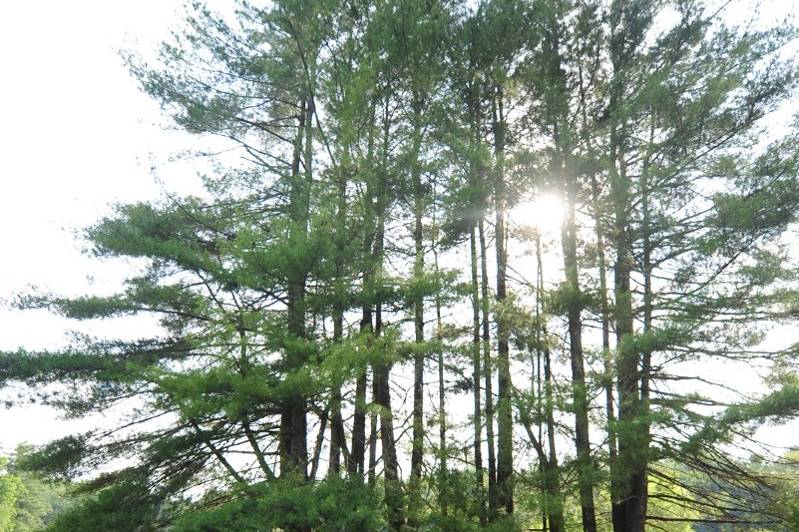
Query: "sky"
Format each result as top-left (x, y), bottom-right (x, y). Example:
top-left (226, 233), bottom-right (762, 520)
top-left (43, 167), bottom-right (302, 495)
top-left (0, 0), bottom-right (199, 450)
top-left (1, 0), bottom-right (799, 457)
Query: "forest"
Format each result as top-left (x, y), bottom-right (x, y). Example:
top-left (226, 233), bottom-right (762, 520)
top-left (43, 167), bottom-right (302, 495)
top-left (2, 0), bottom-right (799, 530)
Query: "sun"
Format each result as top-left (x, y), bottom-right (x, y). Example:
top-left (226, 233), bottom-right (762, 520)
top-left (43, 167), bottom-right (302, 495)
top-left (510, 193), bottom-right (565, 235)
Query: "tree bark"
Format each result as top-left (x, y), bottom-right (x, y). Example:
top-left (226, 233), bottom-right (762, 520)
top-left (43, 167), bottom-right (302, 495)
top-left (410, 99), bottom-right (426, 488)
top-left (280, 94), bottom-right (312, 479)
top-left (478, 218), bottom-right (498, 511)
top-left (609, 5), bottom-right (647, 528)
top-left (328, 145), bottom-right (349, 477)
top-left (609, 106), bottom-right (645, 532)
top-left (543, 339), bottom-right (564, 532)
top-left (469, 224), bottom-right (485, 519)
top-left (542, 13), bottom-right (598, 525)
top-left (562, 172), bottom-right (597, 532)
top-left (433, 240), bottom-right (447, 515)
top-left (492, 85), bottom-right (514, 515)
top-left (638, 114), bottom-right (656, 525)
top-left (535, 232), bottom-right (565, 532)
top-left (375, 95), bottom-right (404, 530)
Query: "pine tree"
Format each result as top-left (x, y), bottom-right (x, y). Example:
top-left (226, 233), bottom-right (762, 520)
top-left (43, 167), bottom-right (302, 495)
top-left (1, 1), bottom-right (799, 530)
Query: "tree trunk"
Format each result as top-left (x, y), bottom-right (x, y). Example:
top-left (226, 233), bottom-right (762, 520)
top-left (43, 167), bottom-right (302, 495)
top-left (543, 339), bottom-right (564, 532)
top-left (591, 175), bottom-right (618, 465)
top-left (368, 203), bottom-right (386, 489)
top-left (562, 164), bottom-right (597, 532)
top-left (581, 43), bottom-right (619, 522)
top-left (610, 136), bottom-right (645, 532)
top-left (638, 114), bottom-right (656, 525)
top-left (374, 359), bottom-right (403, 530)
top-left (375, 95), bottom-right (404, 530)
top-left (374, 307), bottom-right (402, 529)
top-left (542, 14), bottom-right (597, 525)
top-left (609, 8), bottom-right (647, 526)
top-left (410, 100), bottom-right (426, 489)
top-left (536, 232), bottom-right (565, 532)
top-left (367, 371), bottom-right (378, 486)
top-left (280, 94), bottom-right (312, 479)
top-left (468, 68), bottom-right (488, 521)
top-left (433, 240), bottom-right (447, 515)
top-left (328, 148), bottom-right (349, 477)
top-left (469, 224), bottom-right (485, 520)
top-left (349, 102), bottom-right (377, 480)
top-left (492, 85), bottom-right (514, 515)
top-left (478, 218), bottom-right (498, 511)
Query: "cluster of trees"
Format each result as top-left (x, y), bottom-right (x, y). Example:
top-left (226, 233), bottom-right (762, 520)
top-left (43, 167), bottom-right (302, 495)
top-left (2, 0), bottom-right (799, 530)
top-left (0, 447), bottom-right (71, 531)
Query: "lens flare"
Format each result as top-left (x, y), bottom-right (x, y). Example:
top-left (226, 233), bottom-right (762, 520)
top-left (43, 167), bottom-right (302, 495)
top-left (510, 193), bottom-right (564, 234)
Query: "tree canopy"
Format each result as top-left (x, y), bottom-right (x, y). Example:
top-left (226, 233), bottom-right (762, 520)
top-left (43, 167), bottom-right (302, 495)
top-left (2, 0), bottom-right (799, 530)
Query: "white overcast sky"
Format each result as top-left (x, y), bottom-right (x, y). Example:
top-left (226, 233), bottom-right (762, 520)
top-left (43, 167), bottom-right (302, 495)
top-left (1, 0), bottom-right (798, 455)
top-left (0, 0), bottom-right (200, 450)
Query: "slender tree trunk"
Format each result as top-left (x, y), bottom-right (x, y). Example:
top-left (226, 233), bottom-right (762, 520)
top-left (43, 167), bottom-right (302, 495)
top-left (350, 275), bottom-right (370, 481)
top-left (375, 95), bottom-right (404, 530)
top-left (410, 100), bottom-right (426, 493)
top-left (368, 234), bottom-right (384, 491)
top-left (639, 114), bottom-right (656, 524)
top-left (592, 179), bottom-right (622, 530)
top-left (328, 148), bottom-right (349, 477)
top-left (609, 10), bottom-right (646, 526)
top-left (374, 326), bottom-right (401, 527)
top-left (536, 233), bottom-right (565, 532)
top-left (374, 360), bottom-right (403, 530)
top-left (281, 94), bottom-right (311, 480)
top-left (610, 136), bottom-right (645, 532)
top-left (543, 338), bottom-right (564, 532)
top-left (367, 372), bottom-right (378, 486)
top-left (433, 239), bottom-right (447, 516)
top-left (580, 44), bottom-right (620, 520)
top-left (492, 85), bottom-right (514, 515)
top-left (541, 15), bottom-right (597, 525)
top-left (469, 224), bottom-right (485, 521)
top-left (328, 351), bottom-right (343, 475)
top-left (468, 69), bottom-right (488, 521)
top-left (310, 404), bottom-right (329, 480)
top-left (349, 102), bottom-right (377, 480)
top-left (562, 165), bottom-right (597, 532)
top-left (591, 175), bottom-right (618, 465)
top-left (534, 286), bottom-right (548, 532)
top-left (367, 182), bottom-right (381, 487)
top-left (350, 369), bottom-right (367, 478)
top-left (478, 218), bottom-right (497, 511)
top-left (368, 193), bottom-right (386, 490)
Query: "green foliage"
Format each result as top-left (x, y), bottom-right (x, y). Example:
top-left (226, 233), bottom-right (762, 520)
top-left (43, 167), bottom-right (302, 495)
top-left (0, 466), bottom-right (22, 532)
top-left (16, 436), bottom-right (91, 482)
top-left (12, 476), bottom-right (54, 532)
top-left (172, 478), bottom-right (384, 532)
top-left (3, 0), bottom-right (799, 530)
top-left (0, 447), bottom-right (69, 532)
top-left (44, 479), bottom-right (160, 532)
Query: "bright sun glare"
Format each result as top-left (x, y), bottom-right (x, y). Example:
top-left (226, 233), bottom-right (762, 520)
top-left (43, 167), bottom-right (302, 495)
top-left (510, 193), bottom-right (565, 234)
